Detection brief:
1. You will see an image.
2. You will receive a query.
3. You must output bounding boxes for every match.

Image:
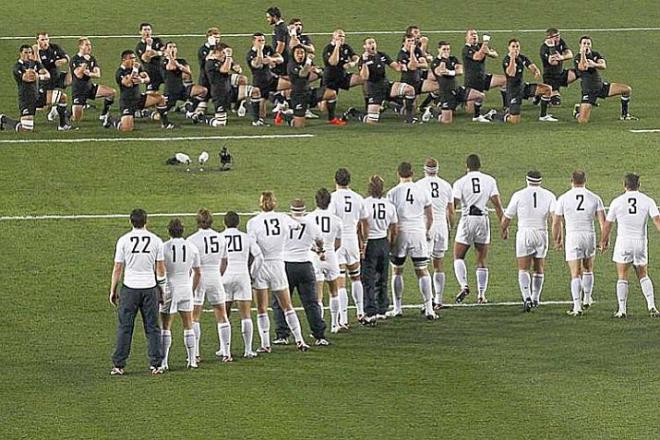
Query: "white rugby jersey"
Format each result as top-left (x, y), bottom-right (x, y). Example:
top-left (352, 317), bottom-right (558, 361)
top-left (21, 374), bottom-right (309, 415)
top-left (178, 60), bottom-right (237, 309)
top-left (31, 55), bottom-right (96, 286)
top-left (555, 187), bottom-right (605, 233)
top-left (330, 188), bottom-right (365, 241)
top-left (416, 175), bottom-right (453, 224)
top-left (361, 196), bottom-right (398, 239)
top-left (606, 191), bottom-right (660, 240)
top-left (220, 227), bottom-right (263, 275)
top-left (284, 215), bottom-right (323, 262)
top-left (163, 238), bottom-right (201, 288)
top-left (307, 208), bottom-right (343, 252)
top-left (504, 185), bottom-right (557, 230)
top-left (452, 171), bottom-right (499, 217)
top-left (387, 181), bottom-right (431, 233)
top-left (114, 228), bottom-right (164, 289)
top-left (247, 211), bottom-right (299, 261)
top-left (187, 228), bottom-right (227, 271)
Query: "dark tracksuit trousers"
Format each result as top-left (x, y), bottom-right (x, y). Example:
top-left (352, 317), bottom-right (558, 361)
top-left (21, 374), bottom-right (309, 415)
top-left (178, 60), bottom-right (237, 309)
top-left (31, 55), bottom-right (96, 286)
top-left (273, 261), bottom-right (326, 340)
top-left (112, 286), bottom-right (162, 368)
top-left (361, 238), bottom-right (390, 317)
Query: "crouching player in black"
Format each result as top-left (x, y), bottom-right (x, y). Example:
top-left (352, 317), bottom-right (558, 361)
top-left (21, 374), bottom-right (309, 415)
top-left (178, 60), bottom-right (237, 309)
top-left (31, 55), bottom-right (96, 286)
top-left (70, 37), bottom-right (116, 123)
top-left (573, 35), bottom-right (636, 124)
top-left (398, 34), bottom-right (437, 122)
top-left (246, 33), bottom-right (290, 122)
top-left (430, 41), bottom-right (467, 124)
top-left (321, 30), bottom-right (363, 125)
top-left (103, 50), bottom-right (172, 131)
top-left (33, 32), bottom-right (71, 123)
top-left (161, 41), bottom-right (208, 119)
top-left (287, 45), bottom-right (331, 128)
top-left (539, 27), bottom-right (576, 106)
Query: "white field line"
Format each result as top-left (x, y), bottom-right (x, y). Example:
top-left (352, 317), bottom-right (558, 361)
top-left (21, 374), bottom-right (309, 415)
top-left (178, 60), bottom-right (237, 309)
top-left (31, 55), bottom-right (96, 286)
top-left (0, 134), bottom-right (314, 144)
top-left (204, 300), bottom-right (576, 313)
top-left (1, 27), bottom-right (659, 40)
top-left (629, 129), bottom-right (660, 133)
top-left (0, 212), bottom-right (257, 221)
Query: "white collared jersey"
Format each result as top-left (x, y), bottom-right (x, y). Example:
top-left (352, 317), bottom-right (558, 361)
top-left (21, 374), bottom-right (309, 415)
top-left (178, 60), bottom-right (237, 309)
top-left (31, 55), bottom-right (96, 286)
top-left (606, 191), bottom-right (660, 240)
top-left (114, 228), bottom-right (164, 289)
top-left (220, 227), bottom-right (263, 275)
top-left (307, 208), bottom-right (343, 252)
top-left (387, 181), bottom-right (431, 233)
top-left (284, 215), bottom-right (323, 262)
top-left (330, 188), bottom-right (365, 241)
top-left (416, 175), bottom-right (453, 224)
top-left (187, 228), bottom-right (227, 271)
top-left (361, 196), bottom-right (398, 239)
top-left (555, 187), bottom-right (605, 233)
top-left (163, 238), bottom-right (201, 288)
top-left (504, 185), bottom-right (557, 230)
top-left (452, 171), bottom-right (499, 217)
top-left (247, 211), bottom-right (299, 261)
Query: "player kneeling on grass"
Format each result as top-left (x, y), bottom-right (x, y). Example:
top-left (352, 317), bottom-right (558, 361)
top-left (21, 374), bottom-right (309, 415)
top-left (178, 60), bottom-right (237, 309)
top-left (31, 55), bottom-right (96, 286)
top-left (221, 211), bottom-right (264, 359)
top-left (160, 218), bottom-right (202, 370)
top-left (573, 35), bottom-right (637, 123)
top-left (600, 174), bottom-right (660, 318)
top-left (1, 46), bottom-right (47, 132)
top-left (103, 50), bottom-right (173, 131)
top-left (285, 45), bottom-right (329, 128)
top-left (161, 41), bottom-right (207, 119)
top-left (501, 171), bottom-right (557, 312)
top-left (33, 32), bottom-right (71, 124)
top-left (70, 37), bottom-right (116, 123)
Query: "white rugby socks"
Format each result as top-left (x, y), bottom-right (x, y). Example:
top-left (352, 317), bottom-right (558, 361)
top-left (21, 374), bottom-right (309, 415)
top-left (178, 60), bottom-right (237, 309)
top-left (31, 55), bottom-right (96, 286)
top-left (616, 280), bottom-right (629, 314)
top-left (392, 274), bottom-right (404, 313)
top-left (351, 280), bottom-right (365, 317)
top-left (329, 295), bottom-right (340, 329)
top-left (571, 277), bottom-right (582, 312)
top-left (161, 329), bottom-right (172, 367)
top-left (257, 313), bottom-right (270, 348)
top-left (183, 329), bottom-right (196, 367)
top-left (433, 272), bottom-right (445, 305)
top-left (241, 319), bottom-right (254, 355)
top-left (454, 259), bottom-right (468, 288)
top-left (532, 274), bottom-right (545, 303)
top-left (640, 276), bottom-right (656, 310)
top-left (476, 268), bottom-right (489, 299)
top-left (418, 275), bottom-right (433, 312)
top-left (582, 272), bottom-right (594, 304)
top-left (217, 322), bottom-right (232, 357)
top-left (284, 309), bottom-right (304, 343)
top-left (338, 288), bottom-right (349, 325)
top-left (318, 301), bottom-right (324, 319)
top-left (518, 270), bottom-right (531, 300)
top-left (192, 321), bottom-right (201, 359)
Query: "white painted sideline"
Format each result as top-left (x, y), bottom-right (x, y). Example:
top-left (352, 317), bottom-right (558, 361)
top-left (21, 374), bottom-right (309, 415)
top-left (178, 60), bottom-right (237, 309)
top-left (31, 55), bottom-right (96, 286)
top-left (0, 212), bottom-right (256, 221)
top-left (1, 27), bottom-right (659, 40)
top-left (204, 300), bottom-right (576, 313)
top-left (0, 134), bottom-right (314, 144)
top-left (629, 129), bottom-right (660, 133)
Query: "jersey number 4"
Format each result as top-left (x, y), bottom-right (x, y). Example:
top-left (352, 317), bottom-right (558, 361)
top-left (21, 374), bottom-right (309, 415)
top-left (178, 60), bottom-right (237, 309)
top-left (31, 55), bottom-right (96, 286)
top-left (130, 236), bottom-right (151, 254)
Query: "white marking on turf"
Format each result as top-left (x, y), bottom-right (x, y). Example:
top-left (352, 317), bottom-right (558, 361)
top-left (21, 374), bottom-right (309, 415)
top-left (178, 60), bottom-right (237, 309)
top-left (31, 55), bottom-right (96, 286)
top-left (0, 134), bottom-right (314, 144)
top-left (1, 27), bottom-right (660, 40)
top-left (0, 212), bottom-right (258, 221)
top-left (629, 129), bottom-right (660, 133)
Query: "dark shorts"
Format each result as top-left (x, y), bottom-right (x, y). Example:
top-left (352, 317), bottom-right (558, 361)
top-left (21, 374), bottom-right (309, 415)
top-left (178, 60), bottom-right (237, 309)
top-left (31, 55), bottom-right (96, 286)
top-left (466, 73), bottom-right (493, 92)
top-left (581, 82), bottom-right (611, 105)
top-left (366, 80), bottom-right (392, 106)
top-left (72, 83), bottom-right (99, 106)
top-left (120, 94), bottom-right (148, 116)
top-left (211, 92), bottom-right (230, 113)
top-left (543, 69), bottom-right (574, 91)
top-left (19, 97), bottom-right (37, 117)
top-left (257, 76), bottom-right (280, 98)
top-left (440, 86), bottom-right (467, 111)
top-left (44, 71), bottom-right (67, 90)
top-left (165, 84), bottom-right (192, 103)
top-left (145, 67), bottom-right (163, 92)
top-left (323, 74), bottom-right (352, 92)
top-left (291, 93), bottom-right (309, 117)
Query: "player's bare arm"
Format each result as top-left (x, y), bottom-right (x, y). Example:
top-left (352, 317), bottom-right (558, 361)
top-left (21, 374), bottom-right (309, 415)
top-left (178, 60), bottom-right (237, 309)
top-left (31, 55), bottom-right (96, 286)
top-left (109, 262), bottom-right (124, 306)
top-left (490, 195), bottom-right (504, 222)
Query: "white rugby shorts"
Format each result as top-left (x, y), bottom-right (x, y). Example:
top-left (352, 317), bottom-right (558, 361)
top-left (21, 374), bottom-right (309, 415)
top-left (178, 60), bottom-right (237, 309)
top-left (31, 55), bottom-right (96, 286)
top-left (223, 272), bottom-right (253, 301)
top-left (253, 260), bottom-right (289, 291)
top-left (564, 231), bottom-right (597, 262)
top-left (455, 216), bottom-right (490, 245)
top-left (613, 238), bottom-right (648, 266)
top-left (515, 229), bottom-right (549, 258)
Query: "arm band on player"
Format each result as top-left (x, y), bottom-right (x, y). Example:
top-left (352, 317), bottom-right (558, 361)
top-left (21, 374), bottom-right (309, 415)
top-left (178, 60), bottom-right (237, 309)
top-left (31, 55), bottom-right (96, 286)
top-left (446, 70), bottom-right (456, 77)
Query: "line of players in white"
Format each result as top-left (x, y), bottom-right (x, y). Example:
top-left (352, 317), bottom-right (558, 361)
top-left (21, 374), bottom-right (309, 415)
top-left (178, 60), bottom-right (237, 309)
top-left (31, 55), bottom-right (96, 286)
top-left (128, 154), bottom-right (660, 369)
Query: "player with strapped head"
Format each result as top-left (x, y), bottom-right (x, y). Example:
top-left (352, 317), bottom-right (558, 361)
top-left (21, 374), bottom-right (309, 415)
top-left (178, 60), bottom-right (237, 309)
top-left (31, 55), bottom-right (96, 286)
top-left (552, 170), bottom-right (606, 315)
top-left (416, 158), bottom-right (454, 309)
top-left (246, 32), bottom-right (290, 123)
top-left (330, 168), bottom-right (368, 326)
top-left (539, 27), bottom-right (577, 106)
top-left (186, 209), bottom-right (233, 363)
top-left (196, 27), bottom-right (221, 116)
top-left (573, 35), bottom-right (637, 123)
top-left (220, 211), bottom-right (264, 359)
top-left (360, 175), bottom-right (398, 324)
top-left (495, 39), bottom-right (556, 123)
top-left (161, 41), bottom-right (207, 119)
top-left (453, 154), bottom-right (504, 304)
top-left (135, 23), bottom-right (165, 93)
top-left (159, 218), bottom-right (202, 370)
top-left (33, 32), bottom-right (71, 123)
top-left (501, 171), bottom-right (557, 312)
top-left (308, 188), bottom-right (344, 333)
top-left (386, 162), bottom-right (436, 319)
top-left (343, 37), bottom-right (416, 124)
top-left (247, 192), bottom-right (310, 352)
top-left (103, 50), bottom-right (172, 131)
top-left (70, 37), bottom-right (116, 123)
top-left (600, 174), bottom-right (660, 318)
top-left (321, 29), bottom-right (362, 125)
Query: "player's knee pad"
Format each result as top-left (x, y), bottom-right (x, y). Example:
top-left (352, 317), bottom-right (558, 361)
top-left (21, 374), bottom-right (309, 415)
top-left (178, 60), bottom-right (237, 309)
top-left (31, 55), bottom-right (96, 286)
top-left (230, 74), bottom-right (241, 87)
top-left (339, 268), bottom-right (347, 276)
top-left (348, 268), bottom-right (361, 278)
top-left (389, 255), bottom-right (406, 267)
top-left (550, 95), bottom-right (561, 106)
top-left (412, 257), bottom-right (429, 269)
top-left (211, 113), bottom-right (227, 127)
top-left (394, 83), bottom-right (408, 97)
top-left (366, 112), bottom-right (379, 123)
top-left (431, 251), bottom-right (445, 259)
top-left (20, 118), bottom-right (34, 131)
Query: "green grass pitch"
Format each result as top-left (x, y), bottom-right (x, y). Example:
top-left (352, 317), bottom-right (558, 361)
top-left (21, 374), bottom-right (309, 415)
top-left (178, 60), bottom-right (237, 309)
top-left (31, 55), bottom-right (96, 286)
top-left (2, 1), bottom-right (660, 438)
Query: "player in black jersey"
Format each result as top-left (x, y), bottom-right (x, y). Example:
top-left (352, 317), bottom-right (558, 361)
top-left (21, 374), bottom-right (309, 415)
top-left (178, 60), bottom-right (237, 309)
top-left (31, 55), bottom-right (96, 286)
top-left (196, 27), bottom-right (221, 115)
top-left (428, 41), bottom-right (471, 124)
top-left (498, 39), bottom-right (555, 124)
top-left (286, 45), bottom-right (331, 128)
top-left (135, 23), bottom-right (165, 93)
top-left (195, 45), bottom-right (232, 127)
top-left (247, 33), bottom-right (291, 123)
top-left (288, 18), bottom-right (315, 56)
top-left (348, 37), bottom-right (415, 124)
top-left (266, 6), bottom-right (290, 78)
top-left (539, 28), bottom-right (577, 106)
top-left (397, 35), bottom-right (437, 120)
top-left (70, 37), bottom-right (116, 123)
top-left (161, 42), bottom-right (208, 118)
top-left (462, 29), bottom-right (507, 122)
top-left (573, 36), bottom-right (636, 124)
top-left (321, 29), bottom-right (363, 125)
top-left (102, 50), bottom-right (172, 131)
top-left (33, 32), bottom-right (71, 123)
